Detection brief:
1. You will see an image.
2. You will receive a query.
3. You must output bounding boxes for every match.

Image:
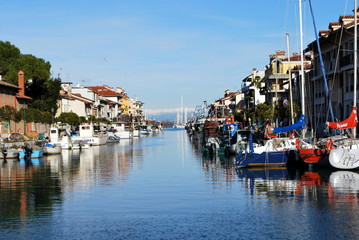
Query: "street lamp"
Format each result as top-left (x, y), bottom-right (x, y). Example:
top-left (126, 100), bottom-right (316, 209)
top-left (51, 108), bottom-right (54, 126)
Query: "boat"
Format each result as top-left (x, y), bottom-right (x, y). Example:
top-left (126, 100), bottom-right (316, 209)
top-left (49, 127), bottom-right (72, 149)
top-left (0, 148), bottom-right (20, 160)
top-left (43, 143), bottom-right (62, 155)
top-left (19, 147), bottom-right (43, 159)
top-left (236, 114), bottom-right (309, 168)
top-left (329, 170), bottom-right (359, 192)
top-left (71, 139), bottom-right (90, 149)
top-left (111, 122), bottom-right (132, 139)
top-left (235, 134), bottom-right (297, 168)
top-left (327, 3), bottom-right (359, 169)
top-left (173, 95), bottom-right (187, 128)
top-left (71, 123), bottom-right (108, 146)
top-left (106, 134), bottom-right (120, 143)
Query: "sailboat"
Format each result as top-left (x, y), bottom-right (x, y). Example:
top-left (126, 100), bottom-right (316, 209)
top-left (328, 2), bottom-right (359, 169)
top-left (296, 0), bottom-right (337, 165)
top-left (173, 96), bottom-right (186, 129)
top-left (236, 1), bottom-right (310, 168)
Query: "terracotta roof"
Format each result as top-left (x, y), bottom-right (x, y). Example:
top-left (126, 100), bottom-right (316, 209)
top-left (16, 94), bottom-right (32, 100)
top-left (0, 80), bottom-right (19, 89)
top-left (87, 86), bottom-right (123, 97)
top-left (59, 92), bottom-right (94, 104)
top-left (0, 81), bottom-right (32, 99)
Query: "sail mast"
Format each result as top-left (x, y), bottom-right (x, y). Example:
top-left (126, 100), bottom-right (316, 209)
top-left (354, 0), bottom-right (358, 138)
top-left (286, 33), bottom-right (295, 125)
top-left (299, 0), bottom-right (306, 137)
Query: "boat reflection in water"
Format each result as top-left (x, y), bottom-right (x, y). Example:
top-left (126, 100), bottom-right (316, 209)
top-left (236, 166), bottom-right (359, 206)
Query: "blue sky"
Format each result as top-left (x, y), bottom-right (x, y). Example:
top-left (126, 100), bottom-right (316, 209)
top-left (0, 0), bottom-right (352, 112)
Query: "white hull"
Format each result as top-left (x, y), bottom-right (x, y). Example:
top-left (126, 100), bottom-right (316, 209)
top-left (330, 171), bottom-right (359, 192)
top-left (133, 130), bottom-right (140, 137)
top-left (44, 146), bottom-right (62, 155)
top-left (72, 136), bottom-right (107, 146)
top-left (115, 131), bottom-right (132, 139)
top-left (329, 147), bottom-right (359, 169)
top-left (0, 149), bottom-right (20, 159)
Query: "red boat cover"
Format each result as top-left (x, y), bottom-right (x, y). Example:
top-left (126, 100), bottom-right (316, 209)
top-left (327, 107), bottom-right (358, 129)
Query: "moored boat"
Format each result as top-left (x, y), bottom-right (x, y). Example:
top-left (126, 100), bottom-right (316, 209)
top-left (43, 143), bottom-right (62, 155)
top-left (0, 148), bottom-right (20, 160)
top-left (71, 123), bottom-right (108, 146)
top-left (19, 147), bottom-right (43, 159)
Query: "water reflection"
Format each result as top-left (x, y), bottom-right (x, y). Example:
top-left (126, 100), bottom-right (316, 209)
top-left (2, 130), bottom-right (359, 239)
top-left (0, 157), bottom-right (62, 230)
top-left (236, 166), bottom-right (359, 204)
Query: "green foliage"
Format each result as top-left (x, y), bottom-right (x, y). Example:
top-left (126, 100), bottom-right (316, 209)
top-left (79, 116), bottom-right (87, 123)
top-left (87, 115), bottom-right (96, 122)
top-left (0, 41), bottom-right (21, 77)
top-left (0, 106), bottom-right (16, 122)
top-left (4, 54), bottom-right (51, 85)
top-left (254, 103), bottom-right (273, 122)
top-left (97, 118), bottom-right (111, 124)
top-left (56, 112), bottom-right (80, 127)
top-left (274, 103), bottom-right (301, 122)
top-left (0, 41), bottom-right (60, 113)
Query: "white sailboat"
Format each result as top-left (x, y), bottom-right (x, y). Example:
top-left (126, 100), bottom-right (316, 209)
top-left (173, 95), bottom-right (186, 129)
top-left (328, 2), bottom-right (359, 169)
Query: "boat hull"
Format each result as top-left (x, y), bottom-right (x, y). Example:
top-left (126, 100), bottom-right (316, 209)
top-left (329, 147), bottom-right (359, 169)
top-left (19, 150), bottom-right (43, 159)
top-left (0, 149), bottom-right (20, 159)
top-left (298, 148), bottom-right (329, 164)
top-left (236, 151), bottom-right (290, 168)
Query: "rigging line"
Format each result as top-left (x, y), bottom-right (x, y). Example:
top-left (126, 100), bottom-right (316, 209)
top-left (330, 0), bottom-right (349, 121)
top-left (308, 0), bottom-right (335, 122)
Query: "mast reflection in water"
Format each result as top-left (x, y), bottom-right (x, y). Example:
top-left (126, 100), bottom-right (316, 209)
top-left (1, 129), bottom-right (359, 239)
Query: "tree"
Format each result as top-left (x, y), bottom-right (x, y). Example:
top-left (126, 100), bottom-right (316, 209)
top-left (56, 112), bottom-right (80, 127)
top-left (0, 41), bottom-right (60, 113)
top-left (255, 103), bottom-right (273, 123)
top-left (0, 106), bottom-right (16, 132)
top-left (274, 103), bottom-right (301, 124)
top-left (29, 77), bottom-right (61, 112)
top-left (0, 41), bottom-right (21, 77)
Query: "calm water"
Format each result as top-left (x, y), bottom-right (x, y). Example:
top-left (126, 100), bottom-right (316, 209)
top-left (1, 129), bottom-right (359, 239)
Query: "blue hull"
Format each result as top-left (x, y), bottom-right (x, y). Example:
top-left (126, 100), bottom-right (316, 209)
top-left (236, 151), bottom-right (290, 168)
top-left (19, 150), bottom-right (43, 159)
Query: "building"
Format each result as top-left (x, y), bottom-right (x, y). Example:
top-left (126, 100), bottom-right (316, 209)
top-left (306, 8), bottom-right (358, 135)
top-left (0, 71), bottom-right (32, 134)
top-left (241, 68), bottom-right (265, 110)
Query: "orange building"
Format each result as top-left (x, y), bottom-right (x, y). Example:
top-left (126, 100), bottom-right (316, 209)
top-left (0, 71), bottom-right (32, 134)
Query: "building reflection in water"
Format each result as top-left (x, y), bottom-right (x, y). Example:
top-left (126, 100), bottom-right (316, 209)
top-left (0, 157), bottom-right (62, 229)
top-left (0, 139), bottom-right (143, 230)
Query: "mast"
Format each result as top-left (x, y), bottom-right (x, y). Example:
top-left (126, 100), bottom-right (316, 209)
top-left (354, 0), bottom-right (358, 138)
top-left (299, 0), bottom-right (306, 137)
top-left (286, 33), bottom-right (295, 125)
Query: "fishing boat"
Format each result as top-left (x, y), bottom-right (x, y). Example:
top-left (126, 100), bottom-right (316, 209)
top-left (49, 127), bottom-right (72, 149)
top-left (111, 122), bottom-right (132, 139)
top-left (71, 123), bottom-right (108, 146)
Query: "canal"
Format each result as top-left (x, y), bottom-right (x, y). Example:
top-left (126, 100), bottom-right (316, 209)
top-left (1, 129), bottom-right (359, 239)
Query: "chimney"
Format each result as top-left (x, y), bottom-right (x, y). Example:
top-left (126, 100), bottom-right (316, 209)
top-left (18, 71), bottom-right (25, 96)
